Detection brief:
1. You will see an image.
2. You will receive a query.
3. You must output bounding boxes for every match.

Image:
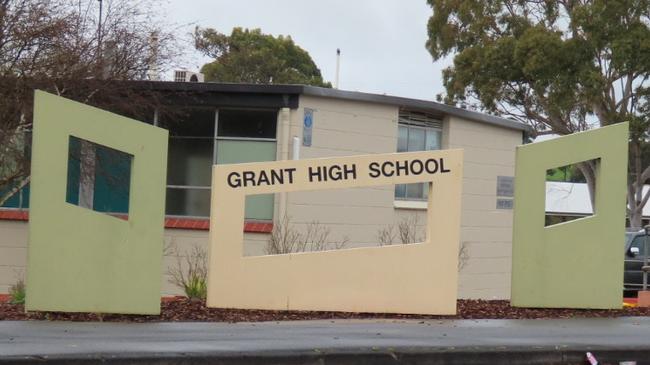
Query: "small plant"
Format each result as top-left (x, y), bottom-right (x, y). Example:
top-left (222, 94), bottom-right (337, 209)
top-left (167, 244), bottom-right (208, 301)
top-left (9, 278), bottom-right (25, 305)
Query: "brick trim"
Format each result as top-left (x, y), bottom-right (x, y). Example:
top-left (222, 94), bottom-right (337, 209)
top-left (0, 210), bottom-right (273, 233)
top-left (0, 210), bottom-right (28, 221)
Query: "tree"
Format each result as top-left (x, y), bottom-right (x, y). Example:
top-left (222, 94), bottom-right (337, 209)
top-left (194, 27), bottom-right (331, 87)
top-left (0, 0), bottom-right (177, 207)
top-left (426, 0), bottom-right (650, 227)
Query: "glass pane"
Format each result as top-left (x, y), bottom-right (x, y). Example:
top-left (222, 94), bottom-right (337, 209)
top-left (397, 126), bottom-right (408, 152)
top-left (631, 237), bottom-right (648, 257)
top-left (218, 109), bottom-right (277, 139)
top-left (407, 127), bottom-right (425, 151)
top-left (406, 183), bottom-right (423, 200)
top-left (167, 138), bottom-right (213, 186)
top-left (217, 140), bottom-right (277, 220)
top-left (216, 140), bottom-right (276, 164)
top-left (94, 145), bottom-right (132, 214)
top-left (245, 195), bottom-right (274, 221)
top-left (395, 184), bottom-right (407, 199)
top-left (423, 182), bottom-right (429, 199)
top-left (426, 129), bottom-right (442, 150)
top-left (161, 108), bottom-right (215, 137)
top-left (66, 136), bottom-right (133, 214)
top-left (165, 188), bottom-right (210, 217)
top-left (66, 136), bottom-right (81, 205)
top-left (0, 183), bottom-right (28, 208)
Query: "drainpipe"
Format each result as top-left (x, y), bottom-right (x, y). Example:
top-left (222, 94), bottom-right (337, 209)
top-left (278, 108), bottom-right (291, 220)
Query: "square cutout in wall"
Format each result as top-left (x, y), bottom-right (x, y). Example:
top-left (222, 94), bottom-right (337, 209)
top-left (66, 136), bottom-right (133, 215)
top-left (545, 158), bottom-right (599, 227)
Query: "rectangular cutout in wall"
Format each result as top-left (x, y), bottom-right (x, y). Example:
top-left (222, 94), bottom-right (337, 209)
top-left (66, 136), bottom-right (133, 215)
top-left (544, 159), bottom-right (599, 227)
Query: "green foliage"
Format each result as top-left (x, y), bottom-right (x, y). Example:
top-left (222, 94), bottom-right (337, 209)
top-left (426, 0), bottom-right (650, 226)
top-left (426, 0), bottom-right (649, 133)
top-left (9, 279), bottom-right (25, 305)
top-left (184, 274), bottom-right (207, 301)
top-left (546, 165), bottom-right (586, 183)
top-left (194, 27), bottom-right (331, 87)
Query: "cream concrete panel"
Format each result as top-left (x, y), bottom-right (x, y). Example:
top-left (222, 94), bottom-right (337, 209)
top-left (459, 273), bottom-right (511, 291)
top-left (460, 227), bottom-right (514, 242)
top-left (463, 162), bottom-right (516, 179)
top-left (462, 147), bottom-right (516, 167)
top-left (448, 115), bottom-right (524, 137)
top-left (463, 179), bottom-right (498, 196)
top-left (309, 129), bottom-right (396, 154)
top-left (461, 210), bottom-right (514, 227)
top-left (462, 257), bottom-right (512, 275)
top-left (0, 247), bottom-right (26, 266)
top-left (0, 266), bottom-right (25, 286)
top-left (288, 186), bottom-right (394, 207)
top-left (461, 287), bottom-right (511, 300)
top-left (208, 150), bottom-right (464, 315)
top-left (0, 221), bottom-right (28, 247)
top-left (297, 95), bottom-right (398, 127)
top-left (286, 204), bottom-right (396, 225)
top-left (463, 242), bottom-right (512, 257)
top-left (300, 145), bottom-right (403, 160)
top-left (460, 194), bottom-right (503, 212)
top-left (394, 208), bottom-right (428, 218)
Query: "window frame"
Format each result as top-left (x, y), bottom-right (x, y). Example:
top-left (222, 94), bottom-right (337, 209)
top-left (161, 107), bottom-right (278, 219)
top-left (395, 115), bottom-right (443, 202)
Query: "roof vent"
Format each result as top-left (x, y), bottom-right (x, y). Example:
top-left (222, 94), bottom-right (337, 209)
top-left (174, 70), bottom-right (204, 83)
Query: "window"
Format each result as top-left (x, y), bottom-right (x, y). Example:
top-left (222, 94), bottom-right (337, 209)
top-left (162, 108), bottom-right (277, 219)
top-left (1, 131), bottom-right (31, 210)
top-left (66, 136), bottom-right (133, 214)
top-left (395, 112), bottom-right (442, 200)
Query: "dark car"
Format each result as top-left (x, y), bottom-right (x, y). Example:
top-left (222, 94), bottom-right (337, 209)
top-left (625, 230), bottom-right (649, 296)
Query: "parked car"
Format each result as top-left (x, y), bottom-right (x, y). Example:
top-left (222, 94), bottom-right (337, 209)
top-left (625, 230), bottom-right (649, 297)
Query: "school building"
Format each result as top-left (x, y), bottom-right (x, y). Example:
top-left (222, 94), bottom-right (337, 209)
top-left (0, 81), bottom-right (531, 299)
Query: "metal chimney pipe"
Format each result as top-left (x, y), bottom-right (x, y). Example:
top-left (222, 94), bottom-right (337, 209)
top-left (335, 48), bottom-right (340, 89)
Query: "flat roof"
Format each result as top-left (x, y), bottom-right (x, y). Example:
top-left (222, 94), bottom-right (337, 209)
top-left (133, 81), bottom-right (532, 133)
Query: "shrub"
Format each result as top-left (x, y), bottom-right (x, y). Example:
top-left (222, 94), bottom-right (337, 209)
top-left (9, 278), bottom-right (25, 305)
top-left (167, 244), bottom-right (208, 301)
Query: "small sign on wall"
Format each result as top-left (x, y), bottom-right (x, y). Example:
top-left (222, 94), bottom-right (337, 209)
top-left (496, 198), bottom-right (514, 210)
top-left (496, 175), bottom-right (514, 209)
top-left (303, 108), bottom-right (314, 147)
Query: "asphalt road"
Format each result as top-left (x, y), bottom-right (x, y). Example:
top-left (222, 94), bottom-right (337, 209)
top-left (2, 317), bottom-right (650, 364)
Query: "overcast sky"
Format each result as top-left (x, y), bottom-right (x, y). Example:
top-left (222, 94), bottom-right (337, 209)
top-left (162, 0), bottom-right (452, 101)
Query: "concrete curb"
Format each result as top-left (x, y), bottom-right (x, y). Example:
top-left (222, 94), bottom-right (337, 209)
top-left (2, 347), bottom-right (649, 365)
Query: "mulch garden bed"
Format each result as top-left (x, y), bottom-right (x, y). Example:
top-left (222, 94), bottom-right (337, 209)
top-left (2, 298), bottom-right (650, 322)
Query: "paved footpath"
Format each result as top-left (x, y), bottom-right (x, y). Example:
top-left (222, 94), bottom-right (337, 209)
top-left (2, 317), bottom-right (650, 364)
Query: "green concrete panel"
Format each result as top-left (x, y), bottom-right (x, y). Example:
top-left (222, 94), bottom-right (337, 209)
top-left (26, 91), bottom-right (168, 315)
top-left (216, 140), bottom-right (276, 221)
top-left (511, 123), bottom-right (628, 309)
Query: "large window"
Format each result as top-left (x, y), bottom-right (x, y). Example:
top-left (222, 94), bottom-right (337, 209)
top-left (395, 112), bottom-right (442, 200)
top-left (162, 108), bottom-right (277, 220)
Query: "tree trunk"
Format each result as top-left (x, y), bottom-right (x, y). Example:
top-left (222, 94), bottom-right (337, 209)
top-left (628, 143), bottom-right (650, 229)
top-left (576, 161), bottom-right (597, 213)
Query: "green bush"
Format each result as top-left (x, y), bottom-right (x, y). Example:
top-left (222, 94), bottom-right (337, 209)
top-left (9, 279), bottom-right (25, 305)
top-left (167, 244), bottom-right (208, 301)
top-left (184, 274), bottom-right (207, 301)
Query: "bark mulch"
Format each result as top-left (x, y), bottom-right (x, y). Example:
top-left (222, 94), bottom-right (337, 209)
top-left (1, 298), bottom-right (650, 322)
